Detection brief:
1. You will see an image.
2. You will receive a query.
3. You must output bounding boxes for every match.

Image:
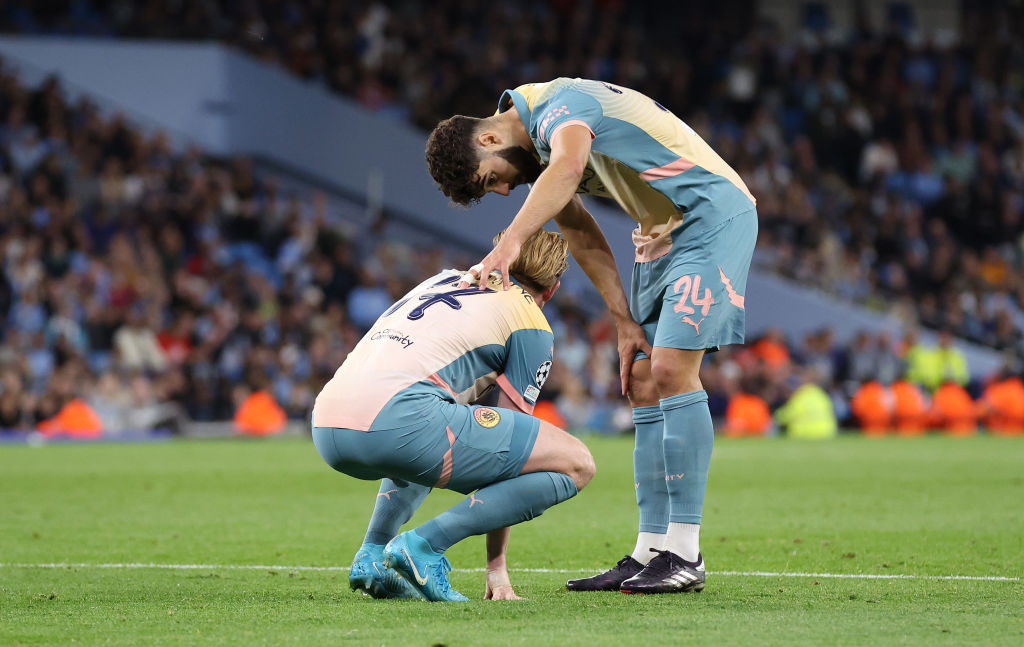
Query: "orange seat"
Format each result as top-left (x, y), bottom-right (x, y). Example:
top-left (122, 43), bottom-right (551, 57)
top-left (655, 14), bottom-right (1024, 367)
top-left (532, 400), bottom-right (567, 429)
top-left (981, 377), bottom-right (1024, 436)
top-left (850, 381), bottom-right (894, 436)
top-left (891, 380), bottom-right (929, 436)
top-left (234, 390), bottom-right (287, 436)
top-left (930, 382), bottom-right (978, 436)
top-left (37, 399), bottom-right (104, 438)
top-left (751, 338), bottom-right (790, 370)
top-left (724, 393), bottom-right (772, 437)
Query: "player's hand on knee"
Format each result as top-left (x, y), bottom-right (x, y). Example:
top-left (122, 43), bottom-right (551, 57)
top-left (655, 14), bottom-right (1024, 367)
top-left (616, 319), bottom-right (652, 396)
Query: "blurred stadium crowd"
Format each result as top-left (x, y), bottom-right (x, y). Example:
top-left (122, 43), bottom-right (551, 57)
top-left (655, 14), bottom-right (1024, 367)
top-left (1, 1), bottom-right (1023, 436)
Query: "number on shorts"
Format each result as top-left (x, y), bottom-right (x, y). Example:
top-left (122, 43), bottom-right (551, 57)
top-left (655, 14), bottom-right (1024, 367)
top-left (672, 274), bottom-right (714, 315)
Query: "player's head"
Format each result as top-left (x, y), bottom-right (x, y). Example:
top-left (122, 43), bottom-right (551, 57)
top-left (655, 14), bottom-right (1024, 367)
top-left (492, 228), bottom-right (568, 307)
top-left (426, 115), bottom-right (542, 206)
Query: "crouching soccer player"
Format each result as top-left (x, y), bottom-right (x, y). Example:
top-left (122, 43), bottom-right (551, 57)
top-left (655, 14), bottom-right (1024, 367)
top-left (311, 229), bottom-right (594, 602)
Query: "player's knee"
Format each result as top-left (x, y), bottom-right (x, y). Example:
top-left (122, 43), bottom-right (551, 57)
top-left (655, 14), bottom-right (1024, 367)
top-left (571, 447), bottom-right (596, 491)
top-left (629, 373), bottom-right (659, 407)
top-left (650, 357), bottom-right (701, 397)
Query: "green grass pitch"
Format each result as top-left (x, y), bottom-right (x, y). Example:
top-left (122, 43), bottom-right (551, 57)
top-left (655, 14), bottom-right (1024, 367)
top-left (1, 434), bottom-right (1022, 646)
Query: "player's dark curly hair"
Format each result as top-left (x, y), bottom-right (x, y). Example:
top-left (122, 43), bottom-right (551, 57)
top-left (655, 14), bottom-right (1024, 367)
top-left (425, 115), bottom-right (484, 206)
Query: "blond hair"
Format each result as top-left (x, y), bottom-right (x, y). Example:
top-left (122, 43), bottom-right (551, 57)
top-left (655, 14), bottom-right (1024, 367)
top-left (492, 228), bottom-right (569, 291)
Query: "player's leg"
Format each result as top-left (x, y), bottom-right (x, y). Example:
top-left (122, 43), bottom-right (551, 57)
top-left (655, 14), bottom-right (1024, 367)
top-left (622, 209), bottom-right (757, 594)
top-left (619, 352), bottom-right (711, 594)
top-left (627, 357), bottom-right (671, 563)
top-left (653, 346), bottom-right (707, 556)
top-left (407, 416), bottom-right (592, 555)
top-left (518, 417), bottom-right (596, 489)
top-left (566, 354), bottom-right (668, 591)
top-left (363, 478), bottom-right (432, 546)
top-left (621, 347), bottom-right (710, 594)
top-left (385, 407), bottom-right (589, 601)
top-left (312, 422), bottom-right (445, 600)
top-left (350, 478), bottom-right (431, 599)
top-left (568, 242), bottom-right (675, 591)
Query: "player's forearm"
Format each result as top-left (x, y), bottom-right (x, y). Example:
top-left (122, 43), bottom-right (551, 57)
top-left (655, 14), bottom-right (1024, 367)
top-left (486, 527), bottom-right (512, 570)
top-left (505, 160), bottom-right (583, 245)
top-left (570, 236), bottom-right (632, 324)
top-left (556, 200), bottom-right (632, 323)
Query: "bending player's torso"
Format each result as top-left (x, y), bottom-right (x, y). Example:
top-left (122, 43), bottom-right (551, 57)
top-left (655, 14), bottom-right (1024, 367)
top-left (312, 270), bottom-right (550, 430)
top-left (504, 78), bottom-right (756, 236)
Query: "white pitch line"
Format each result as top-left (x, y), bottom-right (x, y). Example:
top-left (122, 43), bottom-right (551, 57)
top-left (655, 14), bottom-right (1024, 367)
top-left (0, 563), bottom-right (1018, 582)
top-left (712, 570), bottom-right (1020, 582)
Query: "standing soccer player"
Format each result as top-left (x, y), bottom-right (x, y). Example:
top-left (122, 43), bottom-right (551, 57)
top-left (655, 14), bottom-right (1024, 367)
top-left (425, 78), bottom-right (757, 594)
top-left (311, 229), bottom-right (594, 602)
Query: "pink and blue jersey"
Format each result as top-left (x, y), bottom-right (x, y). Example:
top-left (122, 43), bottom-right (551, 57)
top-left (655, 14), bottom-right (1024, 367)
top-left (312, 270), bottom-right (554, 432)
top-left (499, 78), bottom-right (756, 238)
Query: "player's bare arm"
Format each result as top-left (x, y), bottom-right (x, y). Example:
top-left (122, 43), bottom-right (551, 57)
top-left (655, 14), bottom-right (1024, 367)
top-left (484, 526), bottom-right (522, 600)
top-left (555, 196), bottom-right (652, 395)
top-left (467, 124), bottom-right (592, 290)
top-left (461, 387), bottom-right (542, 600)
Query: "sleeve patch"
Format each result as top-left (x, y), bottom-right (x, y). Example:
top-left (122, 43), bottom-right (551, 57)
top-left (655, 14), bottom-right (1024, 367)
top-left (538, 105), bottom-right (572, 144)
top-left (524, 384), bottom-right (541, 403)
top-left (535, 360), bottom-right (552, 387)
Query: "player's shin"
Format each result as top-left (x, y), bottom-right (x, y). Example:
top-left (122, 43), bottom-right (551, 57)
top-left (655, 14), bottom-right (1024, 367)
top-left (415, 472), bottom-right (578, 553)
top-left (660, 391), bottom-right (713, 562)
top-left (632, 405), bottom-right (669, 564)
top-left (363, 478), bottom-right (431, 545)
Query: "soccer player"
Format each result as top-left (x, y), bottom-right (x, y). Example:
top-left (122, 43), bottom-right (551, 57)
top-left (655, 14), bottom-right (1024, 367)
top-left (311, 229), bottom-right (594, 602)
top-left (425, 78), bottom-right (757, 594)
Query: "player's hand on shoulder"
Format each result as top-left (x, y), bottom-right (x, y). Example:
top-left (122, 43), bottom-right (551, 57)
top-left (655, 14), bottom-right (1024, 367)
top-left (460, 235), bottom-right (523, 291)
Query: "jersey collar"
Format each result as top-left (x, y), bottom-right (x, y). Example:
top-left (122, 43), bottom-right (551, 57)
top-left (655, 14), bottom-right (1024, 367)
top-left (497, 89), bottom-right (532, 130)
top-left (495, 271), bottom-right (545, 312)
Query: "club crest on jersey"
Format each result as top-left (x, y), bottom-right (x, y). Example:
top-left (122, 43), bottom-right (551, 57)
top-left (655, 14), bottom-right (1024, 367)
top-left (474, 407), bottom-right (501, 428)
top-left (535, 361), bottom-right (552, 388)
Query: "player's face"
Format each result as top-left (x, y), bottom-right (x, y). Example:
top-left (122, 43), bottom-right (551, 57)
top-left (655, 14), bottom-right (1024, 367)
top-left (472, 155), bottom-right (518, 196)
top-left (472, 146), bottom-right (542, 197)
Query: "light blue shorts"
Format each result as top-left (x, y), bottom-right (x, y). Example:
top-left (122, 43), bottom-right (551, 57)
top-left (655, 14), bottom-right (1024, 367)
top-left (312, 391), bottom-right (540, 495)
top-left (631, 209), bottom-right (757, 359)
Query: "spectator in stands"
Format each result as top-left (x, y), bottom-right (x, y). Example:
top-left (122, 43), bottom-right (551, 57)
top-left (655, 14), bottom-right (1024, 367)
top-left (88, 370), bottom-right (131, 433)
top-left (346, 270), bottom-right (394, 332)
top-left (774, 368), bottom-right (838, 439)
top-left (935, 329), bottom-right (970, 388)
top-left (113, 306), bottom-right (168, 373)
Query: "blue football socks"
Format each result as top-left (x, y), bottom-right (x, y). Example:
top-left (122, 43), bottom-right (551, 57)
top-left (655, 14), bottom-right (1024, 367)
top-left (660, 390), bottom-right (714, 525)
top-left (632, 405), bottom-right (670, 534)
top-left (363, 478), bottom-right (431, 546)
top-left (415, 471), bottom-right (578, 553)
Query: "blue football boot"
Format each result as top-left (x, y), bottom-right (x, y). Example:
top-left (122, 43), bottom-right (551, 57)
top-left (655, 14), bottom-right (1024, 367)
top-left (382, 531), bottom-right (469, 602)
top-left (349, 542), bottom-right (423, 599)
